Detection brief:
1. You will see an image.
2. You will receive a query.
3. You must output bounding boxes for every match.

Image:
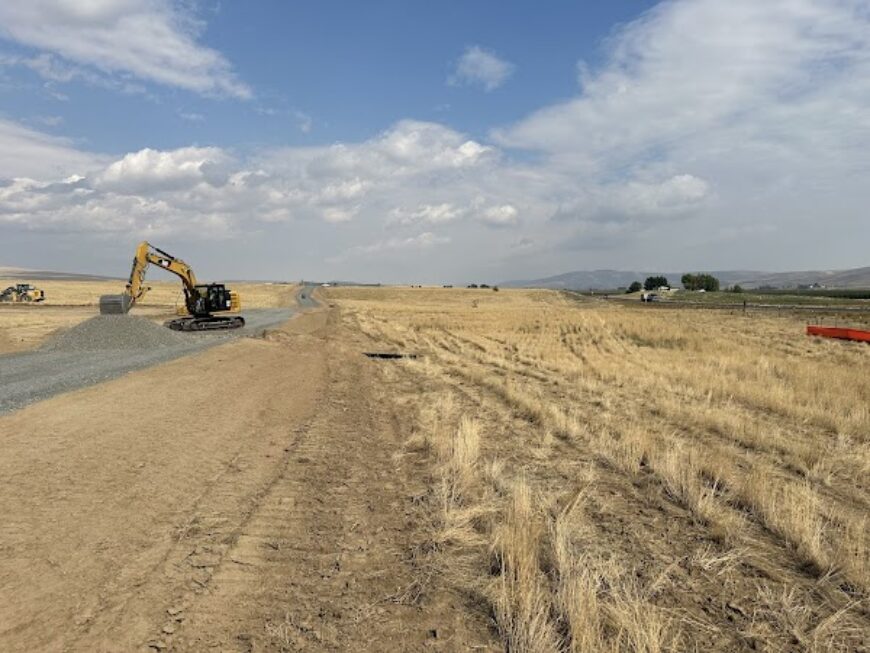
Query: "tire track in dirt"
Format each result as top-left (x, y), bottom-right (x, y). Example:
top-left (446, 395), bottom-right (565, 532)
top-left (145, 309), bottom-right (496, 652)
top-left (0, 313), bottom-right (324, 652)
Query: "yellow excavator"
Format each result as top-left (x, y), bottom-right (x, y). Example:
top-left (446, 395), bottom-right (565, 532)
top-left (99, 242), bottom-right (245, 331)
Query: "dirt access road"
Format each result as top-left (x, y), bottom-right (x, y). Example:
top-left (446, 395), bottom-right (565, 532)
top-left (0, 308), bottom-right (300, 414)
top-left (0, 303), bottom-right (492, 652)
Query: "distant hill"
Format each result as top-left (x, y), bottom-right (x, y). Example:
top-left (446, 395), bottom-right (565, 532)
top-left (0, 266), bottom-right (120, 281)
top-left (502, 266), bottom-right (870, 290)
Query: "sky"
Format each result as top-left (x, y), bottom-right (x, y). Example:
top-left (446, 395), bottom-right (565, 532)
top-left (1, 0), bottom-right (869, 283)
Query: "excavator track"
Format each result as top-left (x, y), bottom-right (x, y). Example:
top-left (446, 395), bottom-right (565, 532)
top-left (164, 315), bottom-right (245, 332)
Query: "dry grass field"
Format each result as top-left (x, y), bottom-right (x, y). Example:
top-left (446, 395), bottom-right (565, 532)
top-left (0, 279), bottom-right (298, 353)
top-left (326, 286), bottom-right (869, 652)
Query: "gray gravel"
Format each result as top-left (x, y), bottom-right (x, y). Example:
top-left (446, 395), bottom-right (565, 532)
top-left (42, 315), bottom-right (189, 351)
top-left (0, 306), bottom-right (302, 415)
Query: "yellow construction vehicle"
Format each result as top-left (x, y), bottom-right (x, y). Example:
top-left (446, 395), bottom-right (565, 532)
top-left (0, 283), bottom-right (45, 303)
top-left (99, 242), bottom-right (244, 331)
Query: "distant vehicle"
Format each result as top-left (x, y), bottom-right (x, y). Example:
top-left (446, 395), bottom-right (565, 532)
top-left (321, 283), bottom-right (331, 287)
top-left (0, 283), bottom-right (45, 303)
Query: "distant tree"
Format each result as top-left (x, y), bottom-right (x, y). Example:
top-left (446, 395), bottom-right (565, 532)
top-left (627, 281), bottom-right (643, 293)
top-left (644, 276), bottom-right (669, 291)
top-left (704, 275), bottom-right (719, 292)
top-left (730, 284), bottom-right (744, 293)
top-left (467, 283), bottom-right (478, 288)
top-left (682, 273), bottom-right (719, 291)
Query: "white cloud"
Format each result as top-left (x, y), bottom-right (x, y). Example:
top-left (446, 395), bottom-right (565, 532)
top-left (322, 206), bottom-right (357, 223)
top-left (0, 52), bottom-right (152, 95)
top-left (351, 232), bottom-right (450, 256)
top-left (97, 147), bottom-right (229, 193)
top-left (486, 0), bottom-right (870, 263)
top-left (389, 203), bottom-right (463, 226)
top-left (0, 119), bottom-right (504, 241)
top-left (0, 0), bottom-right (249, 98)
top-left (481, 204), bottom-right (519, 226)
top-left (0, 118), bottom-right (106, 179)
top-left (449, 45), bottom-right (515, 91)
top-left (318, 178), bottom-right (369, 202)
top-left (374, 120), bottom-right (491, 168)
top-left (495, 0), bottom-right (870, 176)
top-left (551, 175), bottom-right (710, 224)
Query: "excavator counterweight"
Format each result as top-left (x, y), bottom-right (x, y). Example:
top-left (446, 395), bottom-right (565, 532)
top-left (99, 242), bottom-right (244, 331)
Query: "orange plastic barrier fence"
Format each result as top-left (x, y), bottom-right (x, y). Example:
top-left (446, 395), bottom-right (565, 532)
top-left (806, 325), bottom-right (870, 343)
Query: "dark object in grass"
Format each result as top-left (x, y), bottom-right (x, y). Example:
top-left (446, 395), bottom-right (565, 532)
top-left (363, 352), bottom-right (419, 359)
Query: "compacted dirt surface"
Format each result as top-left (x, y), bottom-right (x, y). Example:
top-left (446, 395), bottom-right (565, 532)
top-left (0, 305), bottom-right (494, 652)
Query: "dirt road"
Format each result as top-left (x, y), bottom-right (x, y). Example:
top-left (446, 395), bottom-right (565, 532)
top-left (0, 306), bottom-right (492, 652)
top-left (0, 308), bottom-right (299, 414)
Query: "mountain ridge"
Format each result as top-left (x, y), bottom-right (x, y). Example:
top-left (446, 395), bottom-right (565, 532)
top-left (501, 266), bottom-right (870, 290)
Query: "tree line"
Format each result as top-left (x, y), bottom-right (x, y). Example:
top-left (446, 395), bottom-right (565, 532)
top-left (625, 273), bottom-right (722, 293)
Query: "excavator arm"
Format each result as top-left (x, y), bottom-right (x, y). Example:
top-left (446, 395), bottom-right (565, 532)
top-left (128, 242), bottom-right (199, 306)
top-left (100, 242), bottom-right (199, 314)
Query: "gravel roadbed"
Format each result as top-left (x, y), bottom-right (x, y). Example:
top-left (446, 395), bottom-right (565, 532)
top-left (0, 308), bottom-right (297, 414)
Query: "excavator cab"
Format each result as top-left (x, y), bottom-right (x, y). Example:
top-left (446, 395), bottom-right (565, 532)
top-left (172, 281), bottom-right (243, 330)
top-left (189, 284), bottom-right (233, 316)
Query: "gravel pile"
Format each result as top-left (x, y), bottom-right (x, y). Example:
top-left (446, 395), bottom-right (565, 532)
top-left (1, 307), bottom-right (298, 415)
top-left (42, 315), bottom-right (189, 352)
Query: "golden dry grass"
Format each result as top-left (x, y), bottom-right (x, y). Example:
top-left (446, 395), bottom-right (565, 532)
top-left (329, 286), bottom-right (869, 652)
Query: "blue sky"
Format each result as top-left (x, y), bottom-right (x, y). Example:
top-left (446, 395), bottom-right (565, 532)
top-left (3, 1), bottom-right (658, 152)
top-left (1, 1), bottom-right (869, 282)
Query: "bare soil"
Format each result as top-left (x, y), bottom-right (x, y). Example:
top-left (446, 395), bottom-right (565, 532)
top-left (0, 306), bottom-right (494, 652)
